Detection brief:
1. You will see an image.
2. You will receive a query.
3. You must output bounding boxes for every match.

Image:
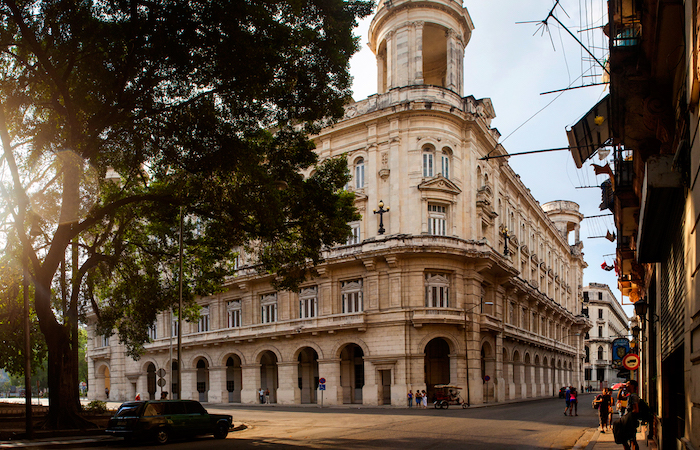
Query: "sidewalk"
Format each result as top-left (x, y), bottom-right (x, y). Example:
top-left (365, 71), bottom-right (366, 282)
top-left (575, 425), bottom-right (656, 450)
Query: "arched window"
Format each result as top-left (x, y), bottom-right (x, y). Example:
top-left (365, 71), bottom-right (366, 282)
top-left (354, 158), bottom-right (365, 189)
top-left (422, 147), bottom-right (434, 177)
top-left (440, 147), bottom-right (451, 179)
top-left (597, 346), bottom-right (604, 361)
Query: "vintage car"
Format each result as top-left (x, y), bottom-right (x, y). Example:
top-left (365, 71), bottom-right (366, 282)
top-left (106, 399), bottom-right (232, 444)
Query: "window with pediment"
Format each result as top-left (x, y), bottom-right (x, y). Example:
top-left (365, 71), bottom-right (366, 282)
top-left (197, 306), bottom-right (210, 333)
top-left (299, 286), bottom-right (318, 319)
top-left (98, 334), bottom-right (109, 348)
top-left (425, 273), bottom-right (450, 308)
top-left (261, 293), bottom-right (278, 323)
top-left (347, 221), bottom-right (361, 245)
top-left (341, 279), bottom-right (363, 313)
top-left (227, 300), bottom-right (242, 328)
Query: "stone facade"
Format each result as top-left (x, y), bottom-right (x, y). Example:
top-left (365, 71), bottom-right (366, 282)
top-left (582, 283), bottom-right (630, 390)
top-left (87, 0), bottom-right (591, 406)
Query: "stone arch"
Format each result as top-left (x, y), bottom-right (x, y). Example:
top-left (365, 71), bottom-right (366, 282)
top-left (417, 332), bottom-right (461, 356)
top-left (339, 342), bottom-right (365, 404)
top-left (194, 356), bottom-right (210, 402)
top-left (258, 350), bottom-right (279, 404)
top-left (225, 354), bottom-right (243, 403)
top-left (290, 341), bottom-right (325, 362)
top-left (186, 352), bottom-right (213, 369)
top-left (424, 337), bottom-right (452, 401)
top-left (297, 347), bottom-right (320, 404)
top-left (481, 341), bottom-right (495, 402)
top-left (502, 347), bottom-right (511, 399)
top-left (332, 338), bottom-right (371, 360)
top-left (146, 362), bottom-right (157, 400)
top-left (534, 355), bottom-right (542, 396)
top-left (219, 350), bottom-right (246, 367)
top-left (95, 362), bottom-right (111, 401)
top-left (524, 352), bottom-right (533, 398)
top-left (253, 345), bottom-right (283, 364)
top-left (512, 349), bottom-right (522, 399)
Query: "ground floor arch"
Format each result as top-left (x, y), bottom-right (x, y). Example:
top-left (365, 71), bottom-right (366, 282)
top-left (340, 343), bottom-right (364, 404)
top-left (226, 355), bottom-right (242, 403)
top-left (425, 337), bottom-right (451, 402)
top-left (297, 347), bottom-right (319, 404)
top-left (260, 351), bottom-right (278, 404)
top-left (196, 358), bottom-right (209, 402)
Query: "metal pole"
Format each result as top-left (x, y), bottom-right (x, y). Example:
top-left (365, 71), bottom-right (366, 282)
top-left (23, 259), bottom-right (32, 437)
top-left (177, 206), bottom-right (183, 400)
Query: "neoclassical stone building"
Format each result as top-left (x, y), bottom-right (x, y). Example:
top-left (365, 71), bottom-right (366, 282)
top-left (87, 0), bottom-right (591, 406)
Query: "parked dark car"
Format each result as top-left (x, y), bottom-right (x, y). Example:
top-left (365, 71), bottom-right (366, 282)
top-left (106, 399), bottom-right (232, 445)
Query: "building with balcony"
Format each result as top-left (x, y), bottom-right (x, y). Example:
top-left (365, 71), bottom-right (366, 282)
top-left (88, 0), bottom-right (591, 407)
top-left (581, 283), bottom-right (630, 390)
top-left (567, 0), bottom-right (698, 447)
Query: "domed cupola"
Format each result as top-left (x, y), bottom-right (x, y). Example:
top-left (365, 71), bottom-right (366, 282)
top-left (368, 0), bottom-right (474, 96)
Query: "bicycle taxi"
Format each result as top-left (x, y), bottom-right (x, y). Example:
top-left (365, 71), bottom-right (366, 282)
top-left (433, 384), bottom-right (468, 409)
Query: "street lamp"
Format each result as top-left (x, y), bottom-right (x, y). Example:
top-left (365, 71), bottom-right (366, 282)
top-left (373, 200), bottom-right (390, 235)
top-left (501, 227), bottom-right (512, 256)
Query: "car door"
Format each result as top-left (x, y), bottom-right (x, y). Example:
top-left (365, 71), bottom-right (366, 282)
top-left (163, 401), bottom-right (189, 437)
top-left (184, 401), bottom-right (212, 436)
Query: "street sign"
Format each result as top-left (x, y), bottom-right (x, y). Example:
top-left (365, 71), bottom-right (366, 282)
top-left (319, 378), bottom-right (326, 384)
top-left (319, 384), bottom-right (326, 390)
top-left (622, 353), bottom-right (640, 371)
top-left (483, 375), bottom-right (490, 382)
top-left (157, 378), bottom-right (167, 387)
top-left (612, 338), bottom-right (630, 369)
top-left (157, 368), bottom-right (167, 378)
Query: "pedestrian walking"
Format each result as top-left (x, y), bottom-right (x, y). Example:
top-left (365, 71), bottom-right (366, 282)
top-left (594, 388), bottom-right (613, 432)
top-left (569, 387), bottom-right (578, 416)
top-left (563, 386), bottom-right (571, 415)
top-left (613, 380), bottom-right (641, 450)
top-left (259, 388), bottom-right (265, 404)
top-left (407, 390), bottom-right (413, 408)
top-left (421, 390), bottom-right (428, 408)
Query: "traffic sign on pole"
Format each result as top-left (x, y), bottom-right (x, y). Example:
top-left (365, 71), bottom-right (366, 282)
top-left (622, 353), bottom-right (640, 371)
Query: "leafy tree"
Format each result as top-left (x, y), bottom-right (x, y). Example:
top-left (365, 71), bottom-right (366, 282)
top-left (0, 0), bottom-right (370, 428)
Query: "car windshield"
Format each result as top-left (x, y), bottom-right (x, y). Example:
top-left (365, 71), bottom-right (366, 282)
top-left (115, 403), bottom-right (143, 418)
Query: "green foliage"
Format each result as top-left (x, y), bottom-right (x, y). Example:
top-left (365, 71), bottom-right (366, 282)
top-left (0, 0), bottom-right (373, 381)
top-left (0, 259), bottom-right (48, 376)
top-left (83, 400), bottom-right (107, 414)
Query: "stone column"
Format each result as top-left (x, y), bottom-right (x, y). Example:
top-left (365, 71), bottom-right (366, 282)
top-left (362, 363), bottom-right (379, 405)
top-left (505, 362), bottom-right (515, 400)
top-left (445, 29), bottom-right (459, 92)
top-left (413, 21), bottom-right (424, 84)
top-left (386, 30), bottom-right (395, 90)
top-left (276, 362), bottom-right (300, 405)
top-left (517, 363), bottom-right (526, 399)
top-left (240, 364), bottom-right (261, 404)
top-left (395, 27), bottom-right (409, 87)
top-left (318, 358), bottom-right (341, 406)
top-left (495, 333), bottom-right (505, 402)
top-left (180, 368), bottom-right (196, 401)
top-left (208, 365), bottom-right (226, 403)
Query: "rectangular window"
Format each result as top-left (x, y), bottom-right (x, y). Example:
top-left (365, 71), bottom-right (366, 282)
top-left (171, 319), bottom-right (179, 337)
top-left (583, 291), bottom-right (589, 302)
top-left (198, 306), bottom-right (210, 333)
top-left (261, 294), bottom-right (278, 323)
top-left (341, 280), bottom-right (363, 313)
top-left (598, 292), bottom-right (603, 300)
top-left (99, 335), bottom-right (109, 348)
top-left (299, 287), bottom-right (318, 319)
top-left (227, 300), bottom-right (242, 328)
top-left (347, 222), bottom-right (361, 245)
top-left (598, 308), bottom-right (603, 319)
top-left (598, 325), bottom-right (603, 337)
top-left (428, 204), bottom-right (447, 236)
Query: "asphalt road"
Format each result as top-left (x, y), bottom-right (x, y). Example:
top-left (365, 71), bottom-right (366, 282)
top-left (110, 393), bottom-right (601, 449)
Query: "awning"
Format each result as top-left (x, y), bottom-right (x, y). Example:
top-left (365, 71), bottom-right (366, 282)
top-left (566, 94), bottom-right (611, 168)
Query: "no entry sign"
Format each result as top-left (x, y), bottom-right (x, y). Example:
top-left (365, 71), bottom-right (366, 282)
top-left (622, 353), bottom-right (640, 371)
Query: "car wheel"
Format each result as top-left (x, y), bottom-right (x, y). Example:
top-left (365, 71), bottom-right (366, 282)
top-left (214, 422), bottom-right (229, 439)
top-left (155, 428), bottom-right (169, 445)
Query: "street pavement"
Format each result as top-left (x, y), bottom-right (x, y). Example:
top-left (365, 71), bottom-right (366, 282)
top-left (0, 393), bottom-right (655, 449)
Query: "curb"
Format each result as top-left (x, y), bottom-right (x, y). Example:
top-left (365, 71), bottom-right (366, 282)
top-left (572, 428), bottom-right (599, 450)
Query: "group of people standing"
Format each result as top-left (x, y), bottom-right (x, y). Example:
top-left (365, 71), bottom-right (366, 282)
top-left (593, 380), bottom-right (642, 450)
top-left (258, 388), bottom-right (270, 404)
top-left (407, 390), bottom-right (428, 408)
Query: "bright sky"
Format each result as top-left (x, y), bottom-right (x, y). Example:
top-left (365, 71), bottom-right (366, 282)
top-left (349, 0), bottom-right (632, 317)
